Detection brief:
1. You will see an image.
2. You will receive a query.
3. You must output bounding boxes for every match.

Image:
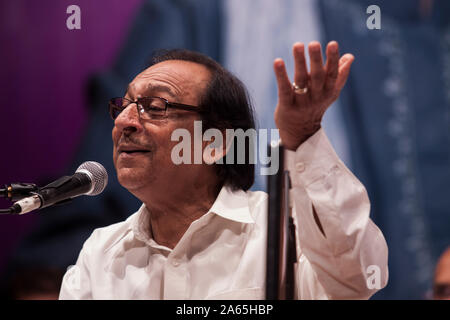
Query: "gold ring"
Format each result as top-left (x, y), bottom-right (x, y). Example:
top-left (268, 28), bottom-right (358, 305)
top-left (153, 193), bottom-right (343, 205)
top-left (293, 82), bottom-right (308, 95)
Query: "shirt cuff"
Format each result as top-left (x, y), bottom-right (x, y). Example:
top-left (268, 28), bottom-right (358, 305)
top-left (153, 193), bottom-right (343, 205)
top-left (285, 128), bottom-right (344, 188)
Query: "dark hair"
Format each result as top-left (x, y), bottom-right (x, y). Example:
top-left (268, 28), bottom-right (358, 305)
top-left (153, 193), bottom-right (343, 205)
top-left (150, 49), bottom-right (256, 191)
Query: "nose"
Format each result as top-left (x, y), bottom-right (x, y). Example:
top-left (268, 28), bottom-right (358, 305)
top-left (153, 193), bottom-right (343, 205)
top-left (114, 103), bottom-right (143, 134)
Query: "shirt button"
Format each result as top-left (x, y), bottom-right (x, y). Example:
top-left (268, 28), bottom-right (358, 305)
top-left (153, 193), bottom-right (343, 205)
top-left (172, 259), bottom-right (181, 267)
top-left (295, 162), bottom-right (305, 172)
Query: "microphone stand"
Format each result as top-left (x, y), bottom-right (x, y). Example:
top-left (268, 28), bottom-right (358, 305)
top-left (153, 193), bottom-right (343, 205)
top-left (0, 181), bottom-right (73, 215)
top-left (0, 183), bottom-right (39, 214)
top-left (1, 183), bottom-right (39, 201)
top-left (266, 142), bottom-right (297, 300)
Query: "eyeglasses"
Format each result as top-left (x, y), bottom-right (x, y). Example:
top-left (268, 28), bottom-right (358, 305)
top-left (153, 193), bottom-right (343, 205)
top-left (109, 96), bottom-right (202, 120)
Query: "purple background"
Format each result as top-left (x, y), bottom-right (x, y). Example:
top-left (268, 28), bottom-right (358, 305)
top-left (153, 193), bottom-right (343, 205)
top-left (0, 0), bottom-right (143, 275)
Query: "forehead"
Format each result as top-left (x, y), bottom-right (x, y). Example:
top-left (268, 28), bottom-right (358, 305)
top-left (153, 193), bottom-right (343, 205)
top-left (126, 60), bottom-right (211, 99)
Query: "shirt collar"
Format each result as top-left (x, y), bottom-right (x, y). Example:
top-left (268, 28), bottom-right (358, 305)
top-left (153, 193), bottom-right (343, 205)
top-left (208, 185), bottom-right (255, 224)
top-left (131, 185), bottom-right (255, 246)
top-left (131, 205), bottom-right (153, 246)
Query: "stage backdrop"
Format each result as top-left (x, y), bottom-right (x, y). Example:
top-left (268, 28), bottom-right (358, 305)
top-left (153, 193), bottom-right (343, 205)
top-left (318, 0), bottom-right (450, 299)
top-left (0, 0), bottom-right (143, 278)
top-left (1, 0), bottom-right (449, 300)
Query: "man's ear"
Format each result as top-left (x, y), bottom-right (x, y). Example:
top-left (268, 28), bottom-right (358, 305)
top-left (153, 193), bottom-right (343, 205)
top-left (202, 128), bottom-right (233, 165)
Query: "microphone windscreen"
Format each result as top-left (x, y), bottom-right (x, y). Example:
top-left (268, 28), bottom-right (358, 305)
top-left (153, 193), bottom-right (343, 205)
top-left (76, 161), bottom-right (108, 196)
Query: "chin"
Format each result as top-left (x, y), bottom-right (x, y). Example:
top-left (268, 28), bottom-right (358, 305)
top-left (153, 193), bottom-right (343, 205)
top-left (116, 167), bottom-right (140, 186)
top-left (116, 166), bottom-right (154, 191)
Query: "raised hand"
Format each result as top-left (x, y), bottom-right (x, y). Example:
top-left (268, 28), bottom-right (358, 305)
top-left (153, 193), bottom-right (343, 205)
top-left (274, 41), bottom-right (354, 150)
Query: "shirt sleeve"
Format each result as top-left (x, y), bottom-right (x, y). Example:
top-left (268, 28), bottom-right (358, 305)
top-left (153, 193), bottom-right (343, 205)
top-left (59, 236), bottom-right (94, 300)
top-left (286, 128), bottom-right (389, 300)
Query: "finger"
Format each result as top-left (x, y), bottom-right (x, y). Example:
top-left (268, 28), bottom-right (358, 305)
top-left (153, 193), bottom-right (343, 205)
top-left (273, 58), bottom-right (294, 106)
top-left (308, 41), bottom-right (326, 96)
top-left (293, 42), bottom-right (309, 88)
top-left (335, 54), bottom-right (354, 91)
top-left (324, 41), bottom-right (340, 92)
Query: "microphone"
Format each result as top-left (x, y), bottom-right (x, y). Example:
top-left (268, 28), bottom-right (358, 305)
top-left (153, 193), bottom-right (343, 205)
top-left (8, 161), bottom-right (108, 215)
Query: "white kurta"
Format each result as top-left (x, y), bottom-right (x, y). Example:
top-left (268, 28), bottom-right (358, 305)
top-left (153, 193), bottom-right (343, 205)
top-left (59, 129), bottom-right (388, 299)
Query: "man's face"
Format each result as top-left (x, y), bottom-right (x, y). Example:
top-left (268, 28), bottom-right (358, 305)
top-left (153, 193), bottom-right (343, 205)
top-left (112, 60), bottom-right (211, 196)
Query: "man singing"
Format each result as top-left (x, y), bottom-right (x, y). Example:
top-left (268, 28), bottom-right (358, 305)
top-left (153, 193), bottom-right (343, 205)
top-left (59, 41), bottom-right (389, 299)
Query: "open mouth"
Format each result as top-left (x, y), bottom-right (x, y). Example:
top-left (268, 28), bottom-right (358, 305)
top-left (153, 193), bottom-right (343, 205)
top-left (118, 149), bottom-right (151, 157)
top-left (121, 150), bottom-right (149, 154)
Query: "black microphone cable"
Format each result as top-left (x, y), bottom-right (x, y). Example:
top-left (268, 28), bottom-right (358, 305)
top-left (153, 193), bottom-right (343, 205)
top-left (0, 208), bottom-right (13, 214)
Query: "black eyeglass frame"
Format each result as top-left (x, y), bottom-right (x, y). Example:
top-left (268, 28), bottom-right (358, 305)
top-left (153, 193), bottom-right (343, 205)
top-left (109, 96), bottom-right (204, 120)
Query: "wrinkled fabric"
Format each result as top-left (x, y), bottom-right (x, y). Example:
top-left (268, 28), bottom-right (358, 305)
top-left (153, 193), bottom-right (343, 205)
top-left (59, 129), bottom-right (388, 299)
